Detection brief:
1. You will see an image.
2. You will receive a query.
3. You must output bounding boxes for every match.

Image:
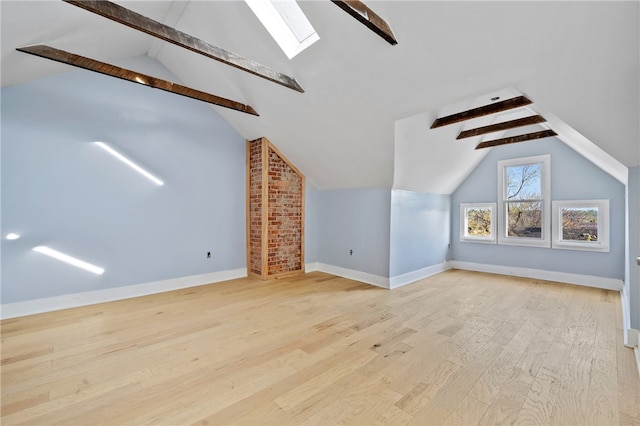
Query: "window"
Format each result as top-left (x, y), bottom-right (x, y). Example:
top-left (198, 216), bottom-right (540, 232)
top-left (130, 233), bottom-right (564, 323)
top-left (552, 200), bottom-right (609, 252)
top-left (460, 203), bottom-right (496, 243)
top-left (497, 155), bottom-right (550, 247)
top-left (245, 0), bottom-right (319, 59)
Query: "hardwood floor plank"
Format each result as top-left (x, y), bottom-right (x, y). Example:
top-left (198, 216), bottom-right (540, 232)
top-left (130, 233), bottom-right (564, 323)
top-left (1, 270), bottom-right (637, 425)
top-left (410, 342), bottom-right (505, 424)
top-left (442, 395), bottom-right (489, 425)
top-left (152, 356), bottom-right (300, 425)
top-left (299, 397), bottom-right (354, 425)
top-left (478, 326), bottom-right (555, 425)
top-left (516, 371), bottom-right (564, 425)
top-left (588, 358), bottom-right (620, 425)
top-left (550, 322), bottom-right (597, 423)
top-left (619, 382), bottom-right (640, 421)
top-left (512, 339), bottom-right (572, 424)
top-left (274, 349), bottom-right (378, 410)
top-left (467, 320), bottom-right (538, 404)
top-left (385, 333), bottom-right (453, 394)
top-left (394, 359), bottom-right (462, 416)
top-left (334, 373), bottom-right (404, 424)
top-left (617, 333), bottom-right (640, 388)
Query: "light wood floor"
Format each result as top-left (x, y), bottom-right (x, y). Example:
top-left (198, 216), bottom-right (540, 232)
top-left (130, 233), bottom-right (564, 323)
top-left (2, 270), bottom-right (639, 425)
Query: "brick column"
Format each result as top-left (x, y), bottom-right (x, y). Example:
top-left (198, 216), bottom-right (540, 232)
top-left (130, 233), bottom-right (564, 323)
top-left (247, 138), bottom-right (305, 279)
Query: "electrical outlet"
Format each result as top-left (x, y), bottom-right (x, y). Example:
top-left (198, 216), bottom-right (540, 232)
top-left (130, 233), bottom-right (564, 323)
top-left (207, 251), bottom-right (211, 258)
top-left (349, 249), bottom-right (353, 256)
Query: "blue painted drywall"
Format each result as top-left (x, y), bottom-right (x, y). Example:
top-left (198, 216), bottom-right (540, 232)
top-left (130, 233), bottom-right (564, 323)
top-left (629, 166), bottom-right (640, 329)
top-left (1, 56), bottom-right (246, 303)
top-left (314, 188), bottom-right (391, 278)
top-left (304, 183), bottom-right (320, 264)
top-left (389, 190), bottom-right (451, 277)
top-left (451, 137), bottom-right (625, 280)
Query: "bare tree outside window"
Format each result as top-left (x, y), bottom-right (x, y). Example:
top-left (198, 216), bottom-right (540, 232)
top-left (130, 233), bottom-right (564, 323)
top-left (551, 199), bottom-right (608, 252)
top-left (466, 208), bottom-right (492, 237)
top-left (505, 163), bottom-right (542, 238)
top-left (460, 203), bottom-right (495, 243)
top-left (561, 207), bottom-right (598, 241)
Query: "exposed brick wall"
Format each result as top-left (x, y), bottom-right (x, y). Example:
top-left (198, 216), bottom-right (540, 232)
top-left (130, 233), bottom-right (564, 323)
top-left (247, 138), bottom-right (304, 279)
top-left (267, 147), bottom-right (303, 276)
top-left (248, 140), bottom-right (263, 276)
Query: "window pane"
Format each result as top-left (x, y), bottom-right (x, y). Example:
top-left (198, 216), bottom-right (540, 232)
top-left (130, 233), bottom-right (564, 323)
top-left (466, 208), bottom-right (492, 237)
top-left (244, 0), bottom-right (319, 59)
top-left (506, 163), bottom-right (541, 200)
top-left (562, 207), bottom-right (598, 241)
top-left (272, 0), bottom-right (316, 43)
top-left (507, 201), bottom-right (542, 238)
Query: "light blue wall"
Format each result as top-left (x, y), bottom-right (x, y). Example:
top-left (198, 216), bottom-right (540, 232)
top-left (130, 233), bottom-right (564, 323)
top-left (628, 166), bottom-right (640, 329)
top-left (389, 190), bottom-right (450, 277)
top-left (314, 188), bottom-right (391, 278)
top-left (1, 56), bottom-right (246, 303)
top-left (452, 137), bottom-right (625, 280)
top-left (304, 183), bottom-right (320, 264)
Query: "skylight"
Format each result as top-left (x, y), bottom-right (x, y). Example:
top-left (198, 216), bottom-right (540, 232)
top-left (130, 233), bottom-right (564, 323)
top-left (244, 0), bottom-right (319, 59)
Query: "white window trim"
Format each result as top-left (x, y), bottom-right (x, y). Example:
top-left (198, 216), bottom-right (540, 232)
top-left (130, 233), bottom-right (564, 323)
top-left (244, 0), bottom-right (319, 59)
top-left (497, 154), bottom-right (551, 248)
top-left (552, 199), bottom-right (610, 252)
top-left (460, 203), bottom-right (496, 244)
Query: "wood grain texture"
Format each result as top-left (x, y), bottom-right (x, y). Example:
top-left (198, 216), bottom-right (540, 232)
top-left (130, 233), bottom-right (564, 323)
top-left (63, 0), bottom-right (304, 92)
top-left (246, 140), bottom-right (254, 278)
top-left (431, 95), bottom-right (532, 128)
top-left (475, 129), bottom-right (558, 149)
top-left (457, 115), bottom-right (547, 139)
top-left (2, 270), bottom-right (638, 425)
top-left (331, 0), bottom-right (398, 45)
top-left (16, 45), bottom-right (259, 115)
top-left (261, 138), bottom-right (269, 279)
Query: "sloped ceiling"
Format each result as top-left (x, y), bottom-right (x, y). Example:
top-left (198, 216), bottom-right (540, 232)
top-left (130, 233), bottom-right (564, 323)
top-left (2, 1), bottom-right (638, 192)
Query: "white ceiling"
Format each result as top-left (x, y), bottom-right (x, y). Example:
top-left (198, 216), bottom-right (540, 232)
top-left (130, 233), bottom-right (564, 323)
top-left (2, 1), bottom-right (638, 192)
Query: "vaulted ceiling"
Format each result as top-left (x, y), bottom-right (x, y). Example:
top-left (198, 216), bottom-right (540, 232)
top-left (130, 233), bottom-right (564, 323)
top-left (2, 1), bottom-right (638, 191)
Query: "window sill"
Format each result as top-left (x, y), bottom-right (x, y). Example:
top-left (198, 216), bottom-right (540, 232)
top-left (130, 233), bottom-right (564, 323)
top-left (497, 237), bottom-right (551, 248)
top-left (552, 242), bottom-right (609, 252)
top-left (460, 238), bottom-right (496, 244)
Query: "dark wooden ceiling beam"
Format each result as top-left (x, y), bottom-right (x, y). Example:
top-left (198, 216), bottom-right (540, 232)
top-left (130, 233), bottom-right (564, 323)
top-left (475, 129), bottom-right (557, 150)
top-left (431, 96), bottom-right (532, 129)
top-left (16, 45), bottom-right (259, 116)
top-left (331, 1), bottom-right (398, 45)
top-left (457, 115), bottom-right (547, 139)
top-left (63, 0), bottom-right (304, 93)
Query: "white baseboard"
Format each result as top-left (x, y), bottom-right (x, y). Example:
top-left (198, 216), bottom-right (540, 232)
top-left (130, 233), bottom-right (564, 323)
top-left (389, 262), bottom-right (453, 289)
top-left (450, 261), bottom-right (623, 291)
top-left (305, 262), bottom-right (321, 273)
top-left (626, 329), bottom-right (640, 378)
top-left (306, 262), bottom-right (389, 289)
top-left (306, 262), bottom-right (454, 290)
top-left (0, 268), bottom-right (247, 320)
top-left (622, 285), bottom-right (632, 341)
top-left (625, 328), bottom-right (640, 347)
top-left (307, 260), bottom-right (622, 293)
